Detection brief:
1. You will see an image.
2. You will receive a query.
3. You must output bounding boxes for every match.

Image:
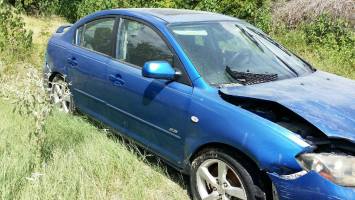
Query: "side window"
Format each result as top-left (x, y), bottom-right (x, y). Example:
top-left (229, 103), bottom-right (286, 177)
top-left (78, 18), bottom-right (115, 56)
top-left (116, 19), bottom-right (173, 67)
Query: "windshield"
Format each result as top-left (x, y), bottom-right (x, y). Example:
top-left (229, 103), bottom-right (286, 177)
top-left (169, 22), bottom-right (314, 86)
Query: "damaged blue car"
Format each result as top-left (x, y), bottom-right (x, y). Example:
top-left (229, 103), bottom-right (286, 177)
top-left (44, 8), bottom-right (355, 200)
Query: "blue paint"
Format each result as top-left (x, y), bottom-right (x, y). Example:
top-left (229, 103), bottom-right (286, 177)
top-left (269, 171), bottom-right (355, 200)
top-left (220, 71), bottom-right (355, 142)
top-left (44, 8), bottom-right (355, 199)
top-left (142, 61), bottom-right (176, 80)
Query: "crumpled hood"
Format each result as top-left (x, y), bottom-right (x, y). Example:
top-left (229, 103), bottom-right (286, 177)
top-left (220, 71), bottom-right (355, 142)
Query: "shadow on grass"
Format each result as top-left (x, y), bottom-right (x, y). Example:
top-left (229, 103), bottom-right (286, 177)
top-left (79, 113), bottom-right (193, 200)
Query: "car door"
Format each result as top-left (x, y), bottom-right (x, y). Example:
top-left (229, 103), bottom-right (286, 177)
top-left (68, 17), bottom-right (117, 120)
top-left (104, 18), bottom-right (193, 165)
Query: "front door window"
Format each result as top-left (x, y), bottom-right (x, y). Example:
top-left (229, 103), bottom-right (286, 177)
top-left (116, 19), bottom-right (173, 67)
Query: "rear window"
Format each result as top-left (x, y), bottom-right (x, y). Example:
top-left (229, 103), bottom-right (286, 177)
top-left (76, 18), bottom-right (115, 56)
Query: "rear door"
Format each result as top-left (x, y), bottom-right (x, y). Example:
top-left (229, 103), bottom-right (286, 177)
top-left (68, 17), bottom-right (117, 119)
top-left (104, 18), bottom-right (193, 165)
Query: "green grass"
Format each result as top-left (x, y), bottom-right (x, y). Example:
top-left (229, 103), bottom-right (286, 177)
top-left (271, 30), bottom-right (355, 80)
top-left (0, 100), bottom-right (189, 200)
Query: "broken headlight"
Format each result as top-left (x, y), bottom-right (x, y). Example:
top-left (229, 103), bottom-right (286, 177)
top-left (297, 153), bottom-right (355, 187)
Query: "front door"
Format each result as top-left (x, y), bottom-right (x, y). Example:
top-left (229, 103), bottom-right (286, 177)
top-left (104, 18), bottom-right (193, 165)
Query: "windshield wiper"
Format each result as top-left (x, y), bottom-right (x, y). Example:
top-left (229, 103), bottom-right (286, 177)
top-left (225, 66), bottom-right (278, 85)
top-left (274, 55), bottom-right (299, 77)
top-left (235, 25), bottom-right (264, 52)
top-left (249, 29), bottom-right (292, 56)
top-left (247, 28), bottom-right (315, 71)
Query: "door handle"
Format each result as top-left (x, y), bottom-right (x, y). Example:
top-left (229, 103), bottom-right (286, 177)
top-left (67, 57), bottom-right (78, 67)
top-left (109, 74), bottom-right (125, 86)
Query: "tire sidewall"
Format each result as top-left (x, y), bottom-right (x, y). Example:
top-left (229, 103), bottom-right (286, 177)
top-left (190, 150), bottom-right (257, 200)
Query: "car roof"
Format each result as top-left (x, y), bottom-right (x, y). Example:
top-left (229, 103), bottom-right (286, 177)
top-left (113, 8), bottom-right (238, 23)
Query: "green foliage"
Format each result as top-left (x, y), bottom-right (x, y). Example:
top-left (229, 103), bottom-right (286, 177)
top-left (4, 0), bottom-right (273, 32)
top-left (6, 0), bottom-right (58, 15)
top-left (126, 0), bottom-right (178, 8)
top-left (174, 0), bottom-right (272, 32)
top-left (76, 0), bottom-right (182, 21)
top-left (271, 29), bottom-right (355, 79)
top-left (0, 1), bottom-right (32, 61)
top-left (303, 13), bottom-right (354, 48)
top-left (253, 4), bottom-right (272, 33)
top-left (76, 0), bottom-right (126, 20)
top-left (55, 0), bottom-right (82, 23)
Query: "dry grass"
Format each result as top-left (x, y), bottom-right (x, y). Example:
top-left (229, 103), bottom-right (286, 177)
top-left (273, 0), bottom-right (355, 27)
top-left (20, 15), bottom-right (67, 68)
top-left (22, 15), bottom-right (66, 46)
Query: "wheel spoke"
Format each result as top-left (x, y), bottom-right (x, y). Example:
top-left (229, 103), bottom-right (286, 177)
top-left (202, 191), bottom-right (219, 200)
top-left (226, 186), bottom-right (247, 200)
top-left (218, 161), bottom-right (228, 183)
top-left (54, 85), bottom-right (62, 96)
top-left (62, 94), bottom-right (71, 102)
top-left (61, 100), bottom-right (69, 113)
top-left (52, 93), bottom-right (60, 104)
top-left (51, 80), bottom-right (71, 113)
top-left (221, 195), bottom-right (229, 200)
top-left (198, 167), bottom-right (218, 187)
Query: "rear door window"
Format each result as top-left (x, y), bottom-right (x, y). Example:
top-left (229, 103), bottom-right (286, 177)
top-left (78, 18), bottom-right (115, 56)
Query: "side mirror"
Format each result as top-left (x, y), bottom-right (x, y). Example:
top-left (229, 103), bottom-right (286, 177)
top-left (142, 61), bottom-right (176, 80)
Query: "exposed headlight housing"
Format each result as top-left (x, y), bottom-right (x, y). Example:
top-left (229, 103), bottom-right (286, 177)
top-left (297, 153), bottom-right (355, 187)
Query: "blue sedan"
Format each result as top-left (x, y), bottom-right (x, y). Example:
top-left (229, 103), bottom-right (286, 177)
top-left (44, 8), bottom-right (355, 200)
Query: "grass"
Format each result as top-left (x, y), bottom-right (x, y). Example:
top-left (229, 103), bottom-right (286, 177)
top-left (0, 100), bottom-right (189, 200)
top-left (271, 30), bottom-right (355, 80)
top-left (22, 15), bottom-right (67, 68)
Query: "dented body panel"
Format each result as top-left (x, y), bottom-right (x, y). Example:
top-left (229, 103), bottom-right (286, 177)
top-left (269, 171), bottom-right (355, 200)
top-left (220, 71), bottom-right (355, 142)
top-left (185, 86), bottom-right (312, 174)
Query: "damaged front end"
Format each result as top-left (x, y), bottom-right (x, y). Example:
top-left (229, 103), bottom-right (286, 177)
top-left (219, 93), bottom-right (355, 156)
top-left (218, 79), bottom-right (355, 199)
top-left (269, 171), bottom-right (355, 200)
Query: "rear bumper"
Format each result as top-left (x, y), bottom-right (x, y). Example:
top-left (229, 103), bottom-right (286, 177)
top-left (269, 171), bottom-right (355, 200)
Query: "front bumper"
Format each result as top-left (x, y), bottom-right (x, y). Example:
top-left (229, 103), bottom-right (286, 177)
top-left (269, 171), bottom-right (355, 200)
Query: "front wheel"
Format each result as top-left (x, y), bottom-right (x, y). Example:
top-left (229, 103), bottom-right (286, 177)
top-left (190, 149), bottom-right (260, 200)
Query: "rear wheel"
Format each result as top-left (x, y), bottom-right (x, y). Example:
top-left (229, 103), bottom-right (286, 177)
top-left (190, 149), bottom-right (263, 200)
top-left (50, 76), bottom-right (74, 113)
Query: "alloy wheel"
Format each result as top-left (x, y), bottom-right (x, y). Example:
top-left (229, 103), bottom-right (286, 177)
top-left (196, 159), bottom-right (247, 200)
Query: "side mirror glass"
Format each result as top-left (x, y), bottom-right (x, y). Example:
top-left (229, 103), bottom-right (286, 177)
top-left (142, 61), bottom-right (176, 80)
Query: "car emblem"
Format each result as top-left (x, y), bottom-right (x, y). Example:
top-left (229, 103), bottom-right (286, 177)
top-left (191, 116), bottom-right (199, 123)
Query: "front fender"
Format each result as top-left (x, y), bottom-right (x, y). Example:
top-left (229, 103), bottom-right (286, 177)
top-left (184, 87), bottom-right (313, 173)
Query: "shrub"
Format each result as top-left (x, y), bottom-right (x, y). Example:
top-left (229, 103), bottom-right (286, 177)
top-left (190, 0), bottom-right (272, 32)
top-left (303, 13), bottom-right (354, 48)
top-left (76, 0), bottom-right (126, 20)
top-left (76, 0), bottom-right (179, 20)
top-left (55, 0), bottom-right (82, 23)
top-left (126, 0), bottom-right (178, 8)
top-left (0, 1), bottom-right (33, 61)
top-left (273, 0), bottom-right (355, 28)
top-left (5, 0), bottom-right (59, 15)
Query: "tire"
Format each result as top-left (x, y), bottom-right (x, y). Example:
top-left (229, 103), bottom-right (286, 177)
top-left (50, 76), bottom-right (75, 113)
top-left (190, 149), bottom-right (265, 200)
